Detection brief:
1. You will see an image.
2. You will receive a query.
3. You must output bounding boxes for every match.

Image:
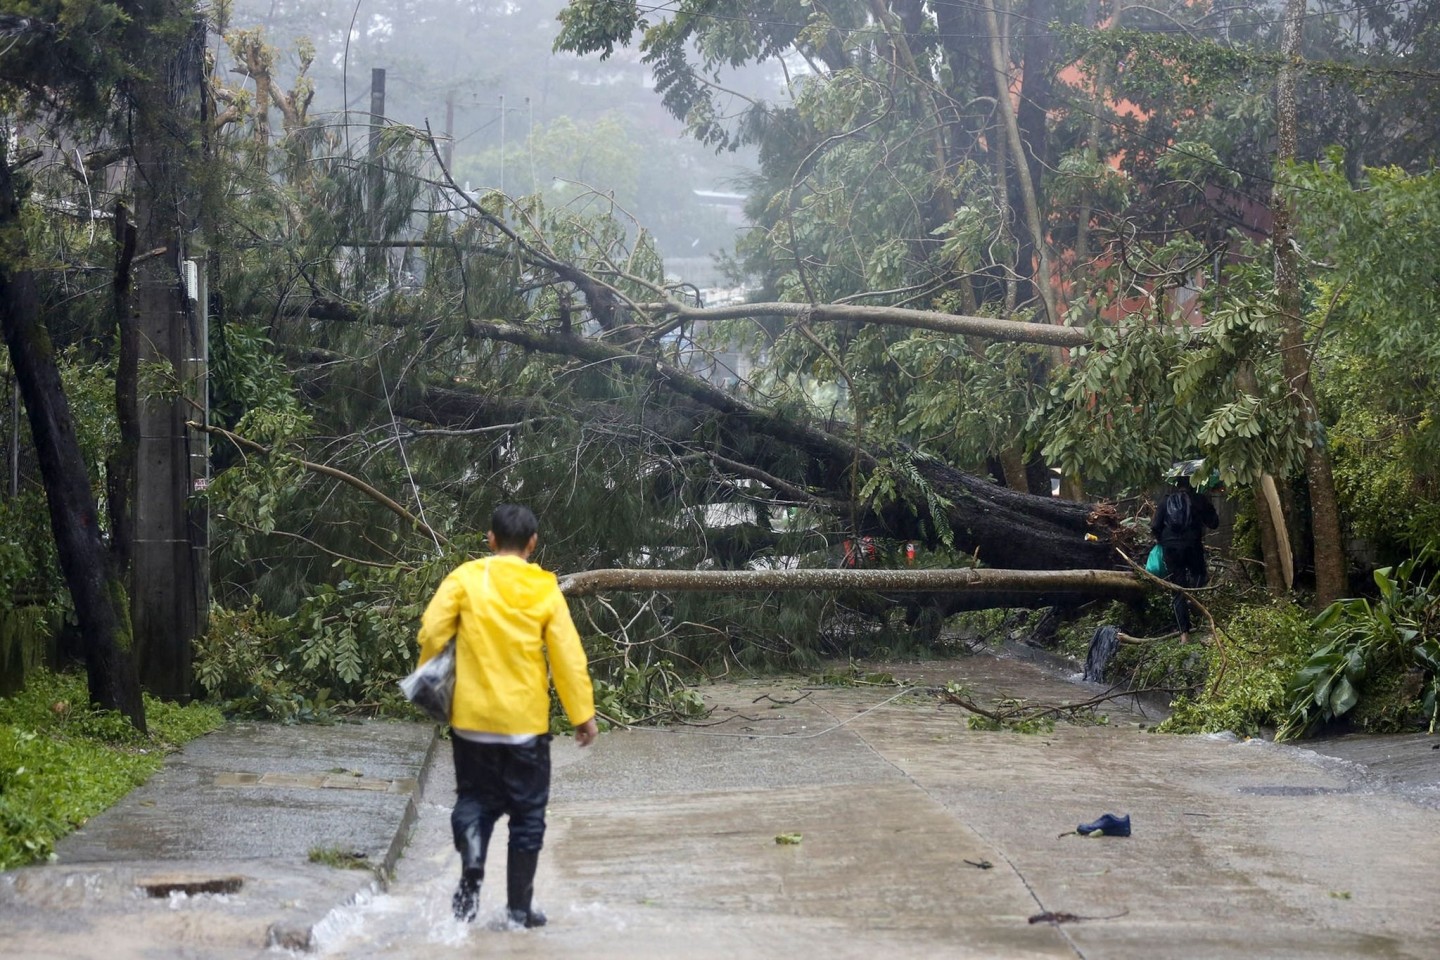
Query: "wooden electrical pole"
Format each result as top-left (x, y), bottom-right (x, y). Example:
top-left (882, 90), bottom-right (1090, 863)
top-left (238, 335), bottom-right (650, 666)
top-left (443, 89), bottom-right (455, 171)
top-left (129, 14), bottom-right (209, 699)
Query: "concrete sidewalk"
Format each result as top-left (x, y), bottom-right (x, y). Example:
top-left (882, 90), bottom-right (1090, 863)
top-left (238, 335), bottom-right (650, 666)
top-left (0, 719), bottom-right (438, 955)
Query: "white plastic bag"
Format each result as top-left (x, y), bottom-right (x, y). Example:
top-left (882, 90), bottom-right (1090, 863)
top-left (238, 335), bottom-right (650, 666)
top-left (398, 640), bottom-right (455, 722)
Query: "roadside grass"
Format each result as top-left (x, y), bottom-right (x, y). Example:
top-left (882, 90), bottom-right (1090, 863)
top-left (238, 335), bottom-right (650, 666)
top-left (307, 845), bottom-right (373, 870)
top-left (0, 669), bottom-right (224, 870)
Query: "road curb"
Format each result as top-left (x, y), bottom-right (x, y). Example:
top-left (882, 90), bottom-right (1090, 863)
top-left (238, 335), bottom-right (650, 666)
top-left (379, 722), bottom-right (443, 883)
top-left (265, 723), bottom-right (443, 952)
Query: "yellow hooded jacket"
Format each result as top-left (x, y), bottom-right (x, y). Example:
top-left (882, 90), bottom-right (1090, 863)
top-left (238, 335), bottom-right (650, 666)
top-left (416, 555), bottom-right (595, 735)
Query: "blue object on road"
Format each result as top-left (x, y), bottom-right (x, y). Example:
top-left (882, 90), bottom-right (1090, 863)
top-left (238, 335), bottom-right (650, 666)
top-left (1078, 813), bottom-right (1131, 837)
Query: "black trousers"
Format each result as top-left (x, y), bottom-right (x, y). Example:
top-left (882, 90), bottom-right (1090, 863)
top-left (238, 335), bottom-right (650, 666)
top-left (1161, 541), bottom-right (1208, 634)
top-left (451, 734), bottom-right (552, 876)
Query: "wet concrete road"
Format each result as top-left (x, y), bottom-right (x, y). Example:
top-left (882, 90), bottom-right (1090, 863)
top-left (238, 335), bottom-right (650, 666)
top-left (314, 655), bottom-right (1440, 960)
top-left (0, 721), bottom-right (436, 958)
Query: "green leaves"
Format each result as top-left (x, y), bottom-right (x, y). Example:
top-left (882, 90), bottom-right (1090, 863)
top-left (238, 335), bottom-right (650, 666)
top-left (1288, 160), bottom-right (1440, 551)
top-left (0, 669), bottom-right (221, 869)
top-left (555, 0), bottom-right (645, 60)
top-left (195, 558), bottom-right (448, 719)
top-left (1155, 141), bottom-right (1241, 189)
top-left (576, 658), bottom-right (707, 729)
top-left (857, 452), bottom-right (955, 549)
top-left (1278, 544), bottom-right (1440, 740)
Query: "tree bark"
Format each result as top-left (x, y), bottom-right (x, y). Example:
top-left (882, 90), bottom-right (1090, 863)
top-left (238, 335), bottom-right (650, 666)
top-left (560, 566), bottom-right (1145, 600)
top-left (1274, 0), bottom-right (1346, 605)
top-left (1076, 0), bottom-right (1124, 267)
top-left (631, 300), bottom-right (1089, 348)
top-left (1015, 0), bottom-right (1056, 294)
top-left (108, 202), bottom-right (137, 576)
top-left (0, 153), bottom-right (146, 730)
top-left (300, 297), bottom-right (1093, 350)
top-left (980, 0), bottom-right (1060, 327)
top-left (999, 446), bottom-right (1028, 492)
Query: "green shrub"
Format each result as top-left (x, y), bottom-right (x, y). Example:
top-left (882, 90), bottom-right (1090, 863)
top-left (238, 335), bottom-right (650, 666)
top-left (0, 670), bottom-right (223, 869)
top-left (196, 558), bottom-right (445, 720)
top-left (1158, 601), bottom-right (1314, 737)
top-left (194, 602), bottom-right (316, 720)
top-left (1277, 548), bottom-right (1440, 739)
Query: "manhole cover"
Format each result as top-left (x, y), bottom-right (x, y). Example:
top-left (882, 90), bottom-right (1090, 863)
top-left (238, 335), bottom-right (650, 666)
top-left (140, 876), bottom-right (244, 898)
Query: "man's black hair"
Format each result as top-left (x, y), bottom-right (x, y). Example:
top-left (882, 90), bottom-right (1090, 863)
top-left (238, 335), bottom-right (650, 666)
top-left (490, 503), bottom-right (539, 550)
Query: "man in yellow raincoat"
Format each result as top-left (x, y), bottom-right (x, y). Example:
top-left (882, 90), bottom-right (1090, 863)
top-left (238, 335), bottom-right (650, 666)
top-left (416, 503), bottom-right (598, 927)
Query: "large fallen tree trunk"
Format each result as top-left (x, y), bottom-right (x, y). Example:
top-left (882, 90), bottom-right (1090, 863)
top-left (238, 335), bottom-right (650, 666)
top-left (289, 363), bottom-right (1119, 571)
top-left (382, 359), bottom-right (1118, 571)
top-left (284, 281), bottom-right (1120, 573)
top-left (287, 370), bottom-right (1118, 571)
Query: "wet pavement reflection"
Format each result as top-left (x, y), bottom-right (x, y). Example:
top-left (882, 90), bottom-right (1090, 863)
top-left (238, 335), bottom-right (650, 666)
top-left (312, 650), bottom-right (1440, 960)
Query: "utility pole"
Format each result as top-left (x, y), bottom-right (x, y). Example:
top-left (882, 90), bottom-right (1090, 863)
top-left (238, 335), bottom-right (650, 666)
top-left (367, 68), bottom-right (387, 276)
top-left (443, 89), bottom-right (455, 172)
top-left (129, 14), bottom-right (208, 699)
top-left (369, 67), bottom-right (386, 157)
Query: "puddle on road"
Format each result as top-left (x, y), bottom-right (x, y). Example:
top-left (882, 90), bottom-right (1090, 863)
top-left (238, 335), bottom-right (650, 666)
top-left (310, 884), bottom-right (630, 957)
top-left (1236, 785), bottom-right (1354, 797)
top-left (311, 887), bottom-right (469, 955)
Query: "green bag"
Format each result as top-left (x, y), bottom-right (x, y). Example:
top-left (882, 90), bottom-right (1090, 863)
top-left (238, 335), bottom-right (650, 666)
top-left (1145, 544), bottom-right (1168, 577)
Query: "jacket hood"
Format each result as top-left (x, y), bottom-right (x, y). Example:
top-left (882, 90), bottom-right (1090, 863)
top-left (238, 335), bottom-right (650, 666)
top-left (477, 555), bottom-right (558, 612)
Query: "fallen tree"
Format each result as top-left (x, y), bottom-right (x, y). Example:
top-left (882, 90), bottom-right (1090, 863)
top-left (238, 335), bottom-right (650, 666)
top-left (560, 566), bottom-right (1145, 602)
top-left (212, 121), bottom-right (1134, 637)
top-left (290, 315), bottom-right (1121, 571)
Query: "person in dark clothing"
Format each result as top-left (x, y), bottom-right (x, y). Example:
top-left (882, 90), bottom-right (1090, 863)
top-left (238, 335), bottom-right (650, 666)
top-left (1150, 475), bottom-right (1220, 643)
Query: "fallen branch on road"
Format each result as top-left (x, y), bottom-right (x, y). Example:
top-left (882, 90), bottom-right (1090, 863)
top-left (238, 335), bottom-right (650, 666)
top-left (937, 684), bottom-right (1185, 727)
top-left (1028, 910), bottom-right (1130, 924)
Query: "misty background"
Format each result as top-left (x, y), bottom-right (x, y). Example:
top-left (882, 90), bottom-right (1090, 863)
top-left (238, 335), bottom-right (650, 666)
top-left (224, 0), bottom-right (772, 284)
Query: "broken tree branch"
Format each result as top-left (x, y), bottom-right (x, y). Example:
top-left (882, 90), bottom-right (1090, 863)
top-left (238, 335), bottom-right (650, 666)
top-left (189, 421), bottom-right (450, 548)
top-left (639, 300), bottom-right (1089, 348)
top-left (559, 566), bottom-right (1145, 599)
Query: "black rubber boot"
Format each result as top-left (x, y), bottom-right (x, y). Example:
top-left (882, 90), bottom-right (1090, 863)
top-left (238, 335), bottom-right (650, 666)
top-left (452, 868), bottom-right (482, 923)
top-left (506, 849), bottom-right (547, 928)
